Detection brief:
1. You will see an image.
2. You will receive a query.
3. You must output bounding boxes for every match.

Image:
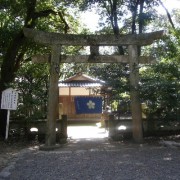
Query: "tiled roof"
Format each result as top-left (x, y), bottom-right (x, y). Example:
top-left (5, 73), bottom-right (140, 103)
top-left (58, 82), bottom-right (103, 87)
top-left (59, 73), bottom-right (106, 87)
top-left (63, 73), bottom-right (105, 82)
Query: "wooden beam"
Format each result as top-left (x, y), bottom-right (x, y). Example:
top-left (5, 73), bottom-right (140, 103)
top-left (23, 28), bottom-right (164, 46)
top-left (32, 54), bottom-right (51, 63)
top-left (32, 54), bottom-right (155, 64)
top-left (62, 55), bottom-right (155, 64)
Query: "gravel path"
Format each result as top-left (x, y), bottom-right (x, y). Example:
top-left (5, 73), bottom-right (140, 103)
top-left (0, 137), bottom-right (180, 180)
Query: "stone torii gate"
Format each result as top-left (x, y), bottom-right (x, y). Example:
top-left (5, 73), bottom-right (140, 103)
top-left (23, 28), bottom-right (164, 147)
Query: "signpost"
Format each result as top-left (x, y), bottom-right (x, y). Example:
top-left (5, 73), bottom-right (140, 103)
top-left (1, 88), bottom-right (18, 140)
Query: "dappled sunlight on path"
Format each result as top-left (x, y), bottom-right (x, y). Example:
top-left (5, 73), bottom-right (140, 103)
top-left (67, 123), bottom-right (108, 139)
top-left (63, 123), bottom-right (113, 152)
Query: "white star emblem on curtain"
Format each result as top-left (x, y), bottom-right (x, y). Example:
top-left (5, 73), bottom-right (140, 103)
top-left (87, 100), bottom-right (95, 109)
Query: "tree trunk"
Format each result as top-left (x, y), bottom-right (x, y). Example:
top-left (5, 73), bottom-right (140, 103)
top-left (131, 0), bottom-right (140, 34)
top-left (0, 30), bottom-right (25, 139)
top-left (109, 0), bottom-right (124, 55)
top-left (138, 0), bottom-right (145, 56)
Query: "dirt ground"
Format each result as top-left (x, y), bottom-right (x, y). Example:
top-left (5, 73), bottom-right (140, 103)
top-left (0, 133), bottom-right (180, 172)
top-left (0, 138), bottom-right (39, 171)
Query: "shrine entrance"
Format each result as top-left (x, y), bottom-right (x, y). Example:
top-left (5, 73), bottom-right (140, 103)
top-left (67, 122), bottom-right (108, 139)
top-left (23, 28), bottom-right (164, 147)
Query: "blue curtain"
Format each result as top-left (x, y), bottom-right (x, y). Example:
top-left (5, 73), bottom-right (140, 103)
top-left (74, 96), bottom-right (102, 114)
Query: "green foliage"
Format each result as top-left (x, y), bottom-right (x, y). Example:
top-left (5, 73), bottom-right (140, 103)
top-left (90, 63), bottom-right (130, 101)
top-left (140, 59), bottom-right (180, 121)
top-left (0, 0), bottom-right (84, 125)
top-left (0, 8), bottom-right (22, 58)
top-left (11, 63), bottom-right (49, 120)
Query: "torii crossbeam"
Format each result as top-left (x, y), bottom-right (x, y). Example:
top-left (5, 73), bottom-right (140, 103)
top-left (23, 28), bottom-right (164, 146)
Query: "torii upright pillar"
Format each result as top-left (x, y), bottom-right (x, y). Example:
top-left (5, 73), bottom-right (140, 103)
top-left (46, 45), bottom-right (61, 146)
top-left (128, 45), bottom-right (143, 143)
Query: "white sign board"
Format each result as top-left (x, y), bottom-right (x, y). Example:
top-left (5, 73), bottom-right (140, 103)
top-left (1, 88), bottom-right (18, 110)
top-left (1, 88), bottom-right (18, 140)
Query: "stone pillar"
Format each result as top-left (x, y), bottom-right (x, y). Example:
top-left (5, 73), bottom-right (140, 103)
top-left (128, 45), bottom-right (143, 143)
top-left (45, 45), bottom-right (61, 146)
top-left (108, 114), bottom-right (117, 139)
top-left (60, 115), bottom-right (68, 143)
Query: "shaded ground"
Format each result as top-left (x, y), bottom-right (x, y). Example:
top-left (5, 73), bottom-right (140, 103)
top-left (0, 138), bottom-right (39, 171)
top-left (0, 123), bottom-right (180, 179)
top-left (0, 136), bottom-right (180, 180)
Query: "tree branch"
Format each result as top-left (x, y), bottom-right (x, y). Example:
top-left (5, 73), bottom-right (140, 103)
top-left (58, 11), bottom-right (70, 34)
top-left (131, 0), bottom-right (140, 34)
top-left (158, 0), bottom-right (175, 29)
top-left (34, 9), bottom-right (56, 19)
top-left (14, 52), bottom-right (24, 72)
top-left (25, 0), bottom-right (37, 27)
top-left (25, 0), bottom-right (70, 33)
top-left (138, 0), bottom-right (145, 56)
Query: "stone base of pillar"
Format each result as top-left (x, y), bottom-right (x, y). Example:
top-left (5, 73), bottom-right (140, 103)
top-left (39, 144), bottom-right (62, 151)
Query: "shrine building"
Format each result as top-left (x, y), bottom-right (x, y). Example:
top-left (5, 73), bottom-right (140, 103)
top-left (58, 73), bottom-right (109, 122)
